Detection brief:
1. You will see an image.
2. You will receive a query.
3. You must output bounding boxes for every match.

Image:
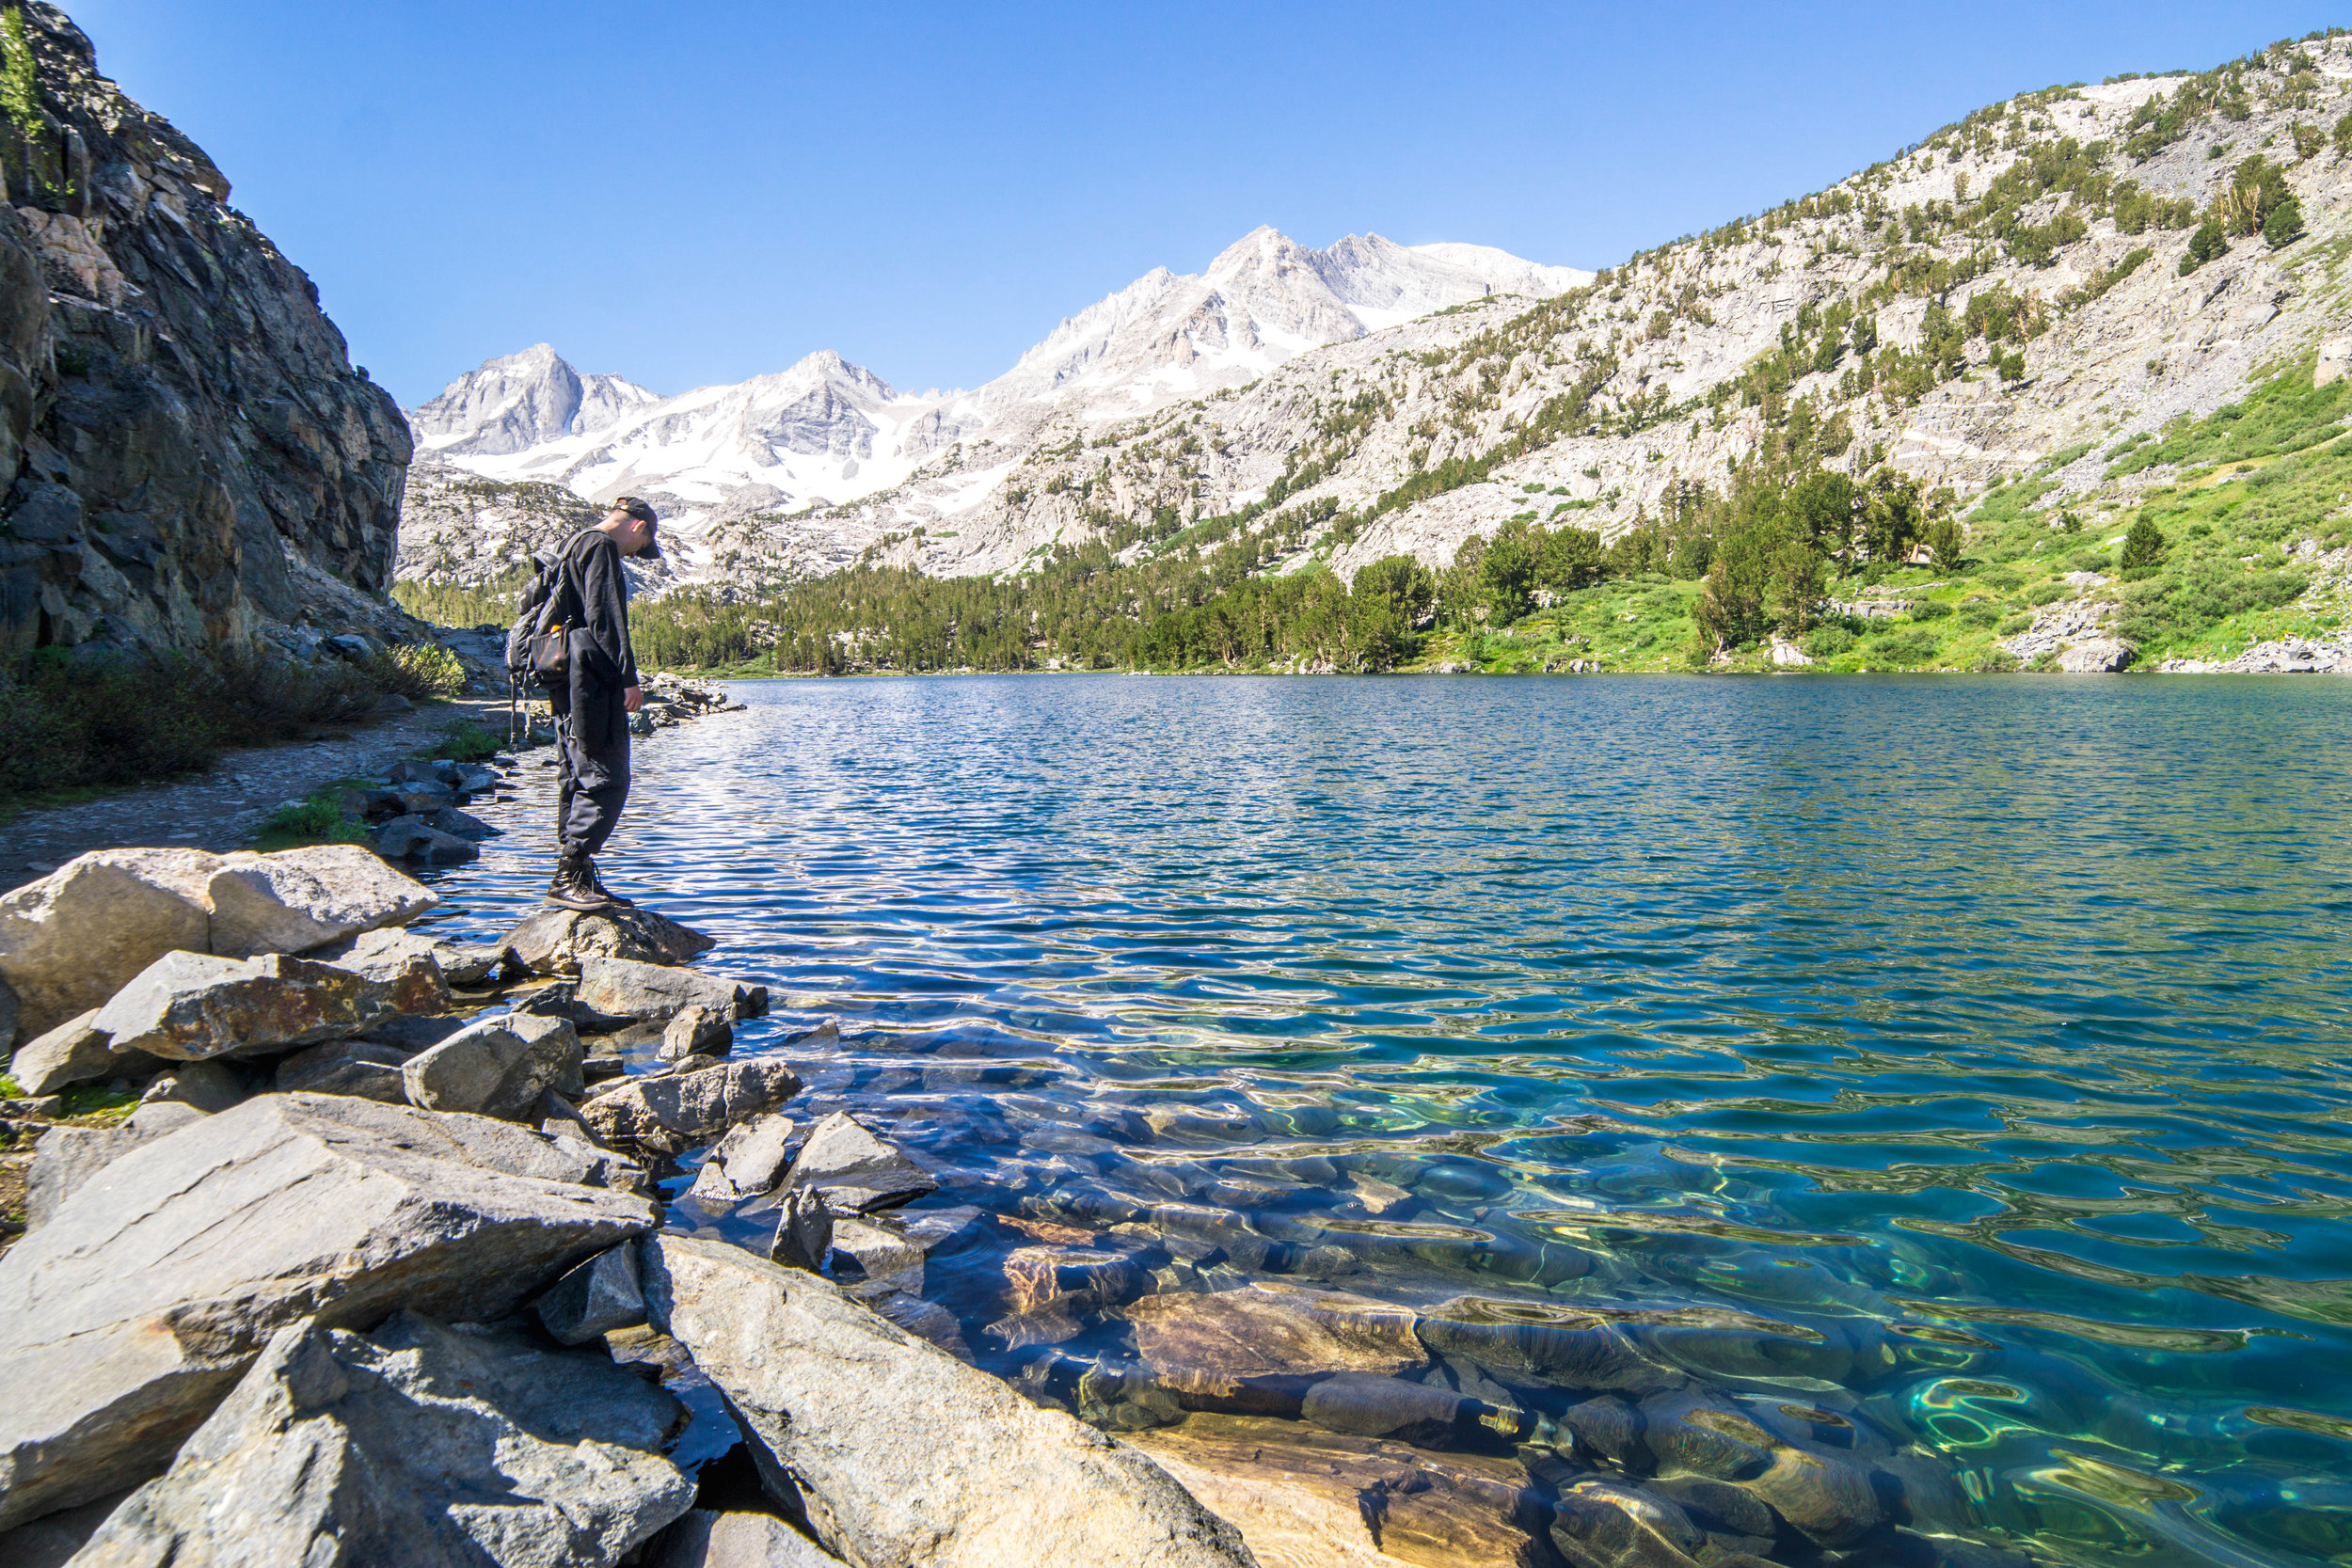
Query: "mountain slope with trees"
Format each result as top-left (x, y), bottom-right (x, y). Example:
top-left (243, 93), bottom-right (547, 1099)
top-left (408, 29), bottom-right (2352, 677)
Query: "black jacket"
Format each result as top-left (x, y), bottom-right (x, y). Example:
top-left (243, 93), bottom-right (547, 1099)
top-left (560, 530), bottom-right (640, 689)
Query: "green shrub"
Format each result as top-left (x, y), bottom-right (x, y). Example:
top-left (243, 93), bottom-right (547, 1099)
top-left (423, 720), bottom-right (502, 764)
top-left (2026, 581), bottom-right (2069, 605)
top-left (1996, 613), bottom-right (2034, 635)
top-left (254, 792), bottom-right (368, 852)
top-left (1911, 600), bottom-right (1954, 620)
top-left (1957, 602), bottom-right (2000, 628)
top-left (1867, 627), bottom-right (1941, 662)
top-left (1801, 625), bottom-right (1855, 657)
top-left (371, 643), bottom-right (466, 700)
top-left (0, 649), bottom-right (379, 798)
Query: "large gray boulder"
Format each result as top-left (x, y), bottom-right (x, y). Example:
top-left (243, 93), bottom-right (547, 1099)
top-left (0, 850), bottom-right (215, 1038)
top-left (580, 1060), bottom-right (801, 1159)
top-left (501, 906), bottom-right (716, 977)
top-left (69, 1312), bottom-right (692, 1567)
top-left (91, 952), bottom-right (404, 1062)
top-left (202, 846), bottom-right (439, 961)
top-left (577, 958), bottom-right (767, 1022)
top-left (402, 1012), bottom-right (583, 1121)
top-left (643, 1236), bottom-right (1256, 1568)
top-left (0, 1093), bottom-right (656, 1527)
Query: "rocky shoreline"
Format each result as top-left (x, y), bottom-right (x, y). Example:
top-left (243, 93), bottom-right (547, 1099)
top-left (0, 805), bottom-right (2042, 1567)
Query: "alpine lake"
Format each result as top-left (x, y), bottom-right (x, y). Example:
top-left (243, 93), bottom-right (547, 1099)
top-left (420, 673), bottom-right (2352, 1568)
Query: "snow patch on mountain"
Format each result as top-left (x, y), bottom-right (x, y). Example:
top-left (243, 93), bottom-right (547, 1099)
top-left (399, 229), bottom-right (1588, 589)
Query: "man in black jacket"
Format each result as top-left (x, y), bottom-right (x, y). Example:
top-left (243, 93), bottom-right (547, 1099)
top-left (547, 497), bottom-right (660, 911)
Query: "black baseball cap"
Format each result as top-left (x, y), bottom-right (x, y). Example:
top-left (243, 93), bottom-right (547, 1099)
top-left (612, 496), bottom-right (661, 559)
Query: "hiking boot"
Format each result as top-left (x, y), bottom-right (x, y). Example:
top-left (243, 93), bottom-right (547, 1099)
top-left (586, 861), bottom-right (635, 908)
top-left (545, 850), bottom-right (612, 911)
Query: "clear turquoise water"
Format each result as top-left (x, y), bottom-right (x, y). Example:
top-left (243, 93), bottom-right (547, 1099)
top-left (432, 674), bottom-right (2352, 1566)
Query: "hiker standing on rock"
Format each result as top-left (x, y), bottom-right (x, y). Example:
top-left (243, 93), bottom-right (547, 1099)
top-left (517, 497), bottom-right (660, 911)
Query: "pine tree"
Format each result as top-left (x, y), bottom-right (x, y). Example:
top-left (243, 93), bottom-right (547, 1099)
top-left (2121, 515), bottom-right (2167, 578)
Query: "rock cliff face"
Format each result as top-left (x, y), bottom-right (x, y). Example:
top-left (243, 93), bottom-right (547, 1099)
top-left (0, 3), bottom-right (409, 658)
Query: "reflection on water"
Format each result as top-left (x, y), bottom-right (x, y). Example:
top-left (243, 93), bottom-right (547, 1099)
top-left (425, 674), bottom-right (2352, 1567)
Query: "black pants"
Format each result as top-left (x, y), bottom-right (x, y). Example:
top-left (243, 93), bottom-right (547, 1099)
top-left (549, 672), bottom-right (630, 857)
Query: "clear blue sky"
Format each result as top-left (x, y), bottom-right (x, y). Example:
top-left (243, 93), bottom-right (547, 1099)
top-left (71, 1), bottom-right (2341, 406)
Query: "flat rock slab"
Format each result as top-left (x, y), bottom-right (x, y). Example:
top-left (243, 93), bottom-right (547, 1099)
top-left (70, 1312), bottom-right (691, 1568)
top-left (92, 951), bottom-right (405, 1062)
top-left (203, 845), bottom-right (437, 960)
top-left (0, 1092), bottom-right (655, 1527)
top-left (1125, 1285), bottom-right (1426, 1408)
top-left (578, 957), bottom-right (767, 1022)
top-left (372, 815), bottom-right (481, 864)
top-left (1131, 1412), bottom-right (1551, 1568)
top-left (403, 1011), bottom-right (583, 1121)
top-left (502, 906), bottom-right (716, 977)
top-left (0, 849), bottom-right (215, 1039)
top-left (582, 1060), bottom-right (802, 1158)
top-left (643, 1236), bottom-right (1255, 1568)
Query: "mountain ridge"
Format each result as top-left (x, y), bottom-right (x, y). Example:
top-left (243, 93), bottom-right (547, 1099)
top-left (396, 230), bottom-right (1590, 588)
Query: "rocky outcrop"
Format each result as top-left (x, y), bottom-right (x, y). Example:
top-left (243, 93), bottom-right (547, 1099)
top-left (642, 1236), bottom-right (1258, 1568)
top-left (69, 1312), bottom-right (693, 1567)
top-left (0, 4), bottom-right (410, 658)
top-left (0, 1092), bottom-right (654, 1526)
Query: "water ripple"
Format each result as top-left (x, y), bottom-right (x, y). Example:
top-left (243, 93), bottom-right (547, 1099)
top-left (420, 674), bottom-right (2352, 1567)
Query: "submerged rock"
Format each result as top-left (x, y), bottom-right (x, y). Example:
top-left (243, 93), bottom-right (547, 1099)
top-left (0, 1093), bottom-right (655, 1527)
top-left (1125, 1284), bottom-right (1425, 1411)
top-left (1416, 1297), bottom-right (1676, 1395)
top-left (643, 1235), bottom-right (1255, 1568)
top-left (68, 1312), bottom-right (692, 1567)
top-left (1130, 1411), bottom-right (1552, 1568)
top-left (501, 905), bottom-right (716, 977)
top-left (1550, 1478), bottom-right (1708, 1568)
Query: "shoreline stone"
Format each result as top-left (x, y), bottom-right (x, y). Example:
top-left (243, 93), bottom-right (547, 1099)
top-left (0, 1093), bottom-right (656, 1527)
top-left (68, 1312), bottom-right (692, 1567)
top-left (643, 1235), bottom-right (1257, 1568)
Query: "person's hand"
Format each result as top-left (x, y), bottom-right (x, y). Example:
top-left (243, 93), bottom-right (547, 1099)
top-left (623, 686), bottom-right (644, 713)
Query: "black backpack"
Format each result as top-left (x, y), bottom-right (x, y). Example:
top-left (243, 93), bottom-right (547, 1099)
top-left (504, 532), bottom-right (591, 688)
